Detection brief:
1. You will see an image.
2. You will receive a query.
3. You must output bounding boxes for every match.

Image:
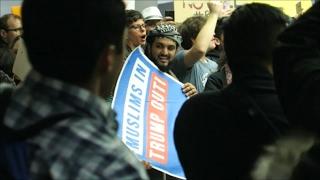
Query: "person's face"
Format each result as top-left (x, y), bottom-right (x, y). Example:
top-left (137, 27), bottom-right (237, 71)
top-left (150, 37), bottom-right (177, 72)
top-left (11, 37), bottom-right (21, 56)
top-left (2, 17), bottom-right (22, 46)
top-left (207, 34), bottom-right (220, 52)
top-left (145, 19), bottom-right (161, 34)
top-left (127, 19), bottom-right (146, 48)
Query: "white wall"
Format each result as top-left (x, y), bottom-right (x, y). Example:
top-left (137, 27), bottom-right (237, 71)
top-left (158, 0), bottom-right (172, 4)
top-left (135, 0), bottom-right (158, 11)
top-left (126, 0), bottom-right (135, 10)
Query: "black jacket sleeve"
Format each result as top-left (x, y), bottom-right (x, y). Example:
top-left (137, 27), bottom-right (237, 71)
top-left (204, 70), bottom-right (226, 92)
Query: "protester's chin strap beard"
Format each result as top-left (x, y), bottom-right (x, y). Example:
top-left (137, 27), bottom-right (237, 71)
top-left (146, 43), bottom-right (171, 73)
top-left (157, 63), bottom-right (170, 73)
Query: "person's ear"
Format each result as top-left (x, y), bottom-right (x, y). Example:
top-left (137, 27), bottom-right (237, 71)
top-left (99, 45), bottom-right (117, 73)
top-left (100, 44), bottom-right (124, 75)
top-left (0, 29), bottom-right (8, 39)
top-left (191, 38), bottom-right (195, 45)
top-left (215, 37), bottom-right (221, 46)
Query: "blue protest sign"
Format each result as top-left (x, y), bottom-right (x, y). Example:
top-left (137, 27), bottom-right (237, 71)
top-left (112, 47), bottom-right (187, 179)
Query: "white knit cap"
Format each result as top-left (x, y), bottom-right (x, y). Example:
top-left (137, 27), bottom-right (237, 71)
top-left (141, 6), bottom-right (163, 21)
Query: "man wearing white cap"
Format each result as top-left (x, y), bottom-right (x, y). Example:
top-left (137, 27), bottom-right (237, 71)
top-left (141, 6), bottom-right (163, 33)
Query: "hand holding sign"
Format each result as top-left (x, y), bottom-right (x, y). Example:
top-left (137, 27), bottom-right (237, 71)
top-left (182, 83), bottom-right (197, 97)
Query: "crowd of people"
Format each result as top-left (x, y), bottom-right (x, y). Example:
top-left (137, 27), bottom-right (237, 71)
top-left (1, 0), bottom-right (320, 179)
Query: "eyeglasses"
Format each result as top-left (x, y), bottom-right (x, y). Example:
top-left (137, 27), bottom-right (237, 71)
top-left (5, 27), bottom-right (23, 34)
top-left (129, 24), bottom-right (146, 30)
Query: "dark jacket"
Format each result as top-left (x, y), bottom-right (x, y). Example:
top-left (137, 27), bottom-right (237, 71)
top-left (273, 1), bottom-right (320, 134)
top-left (206, 49), bottom-right (220, 63)
top-left (174, 65), bottom-right (288, 180)
top-left (0, 40), bottom-right (8, 49)
top-left (0, 70), bottom-right (15, 85)
top-left (204, 68), bottom-right (227, 92)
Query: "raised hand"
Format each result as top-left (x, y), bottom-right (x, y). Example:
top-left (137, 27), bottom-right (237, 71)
top-left (207, 1), bottom-right (223, 16)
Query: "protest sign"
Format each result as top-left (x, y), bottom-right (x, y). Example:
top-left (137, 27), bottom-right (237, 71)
top-left (112, 47), bottom-right (187, 179)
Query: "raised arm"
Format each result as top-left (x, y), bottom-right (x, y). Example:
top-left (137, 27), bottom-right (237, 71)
top-left (183, 2), bottom-right (222, 68)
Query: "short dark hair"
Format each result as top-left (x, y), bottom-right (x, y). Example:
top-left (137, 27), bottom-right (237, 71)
top-left (0, 14), bottom-right (21, 30)
top-left (22, 0), bottom-right (125, 82)
top-left (178, 16), bottom-right (206, 50)
top-left (215, 17), bottom-right (229, 40)
top-left (223, 3), bottom-right (288, 70)
top-left (125, 10), bottom-right (144, 27)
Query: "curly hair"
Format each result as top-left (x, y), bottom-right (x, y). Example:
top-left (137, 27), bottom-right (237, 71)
top-left (178, 16), bottom-right (206, 50)
top-left (125, 10), bottom-right (144, 27)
